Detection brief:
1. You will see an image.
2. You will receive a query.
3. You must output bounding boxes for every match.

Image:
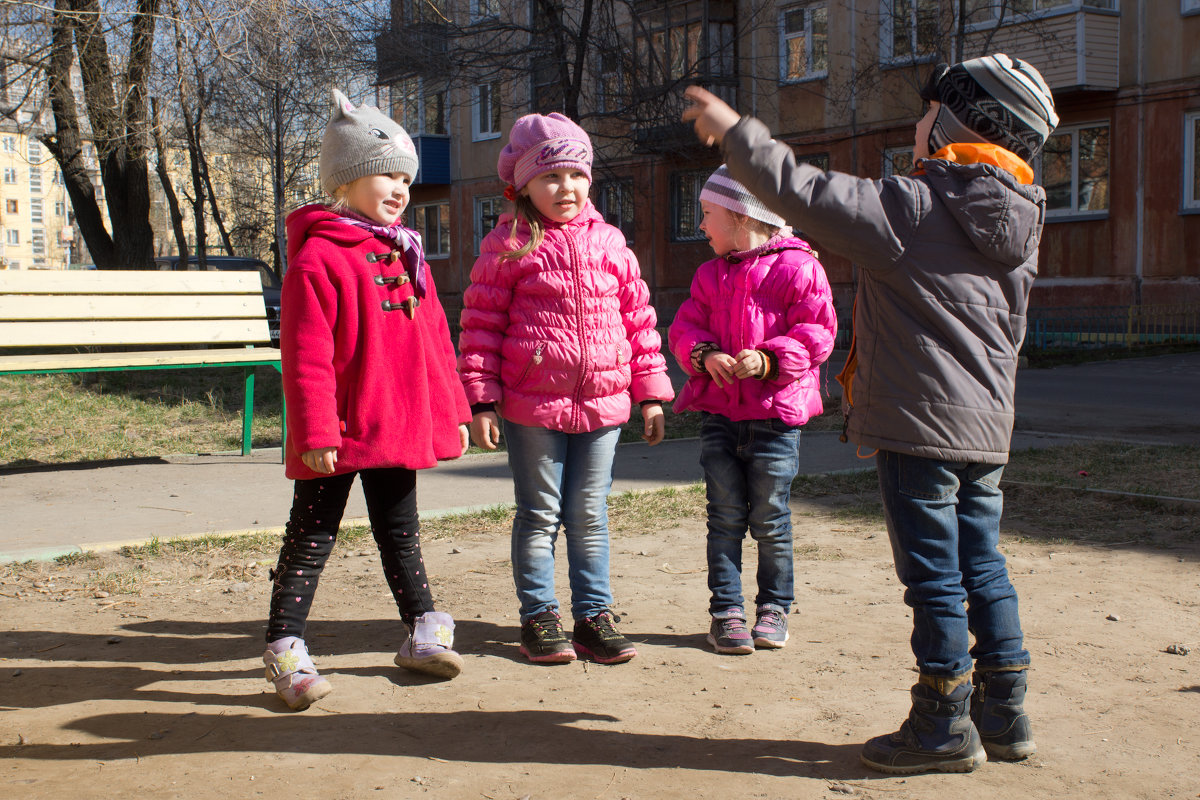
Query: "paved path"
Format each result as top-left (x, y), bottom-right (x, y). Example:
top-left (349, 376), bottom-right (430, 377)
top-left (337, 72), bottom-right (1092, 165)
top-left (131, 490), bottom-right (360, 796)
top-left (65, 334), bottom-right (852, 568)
top-left (3, 351), bottom-right (1198, 562)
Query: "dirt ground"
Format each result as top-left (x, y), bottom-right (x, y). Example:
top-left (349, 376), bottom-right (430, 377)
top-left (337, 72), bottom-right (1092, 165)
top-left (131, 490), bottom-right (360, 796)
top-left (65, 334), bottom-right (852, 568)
top-left (2, 493), bottom-right (1198, 800)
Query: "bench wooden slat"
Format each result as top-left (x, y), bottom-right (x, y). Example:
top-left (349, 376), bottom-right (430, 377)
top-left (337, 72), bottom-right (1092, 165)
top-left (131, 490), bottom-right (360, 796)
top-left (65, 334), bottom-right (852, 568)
top-left (3, 319), bottom-right (273, 347)
top-left (1, 268), bottom-right (281, 457)
top-left (0, 348), bottom-right (279, 373)
top-left (0, 294), bottom-right (268, 322)
top-left (0, 269), bottom-right (264, 294)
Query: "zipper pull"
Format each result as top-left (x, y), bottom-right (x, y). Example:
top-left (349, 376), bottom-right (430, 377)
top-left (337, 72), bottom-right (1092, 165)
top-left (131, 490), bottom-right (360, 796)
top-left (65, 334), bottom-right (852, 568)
top-left (532, 343), bottom-right (544, 364)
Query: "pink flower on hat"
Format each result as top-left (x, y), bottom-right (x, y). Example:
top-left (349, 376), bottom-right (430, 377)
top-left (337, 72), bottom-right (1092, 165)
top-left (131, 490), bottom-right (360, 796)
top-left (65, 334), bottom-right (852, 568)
top-left (497, 112), bottom-right (593, 190)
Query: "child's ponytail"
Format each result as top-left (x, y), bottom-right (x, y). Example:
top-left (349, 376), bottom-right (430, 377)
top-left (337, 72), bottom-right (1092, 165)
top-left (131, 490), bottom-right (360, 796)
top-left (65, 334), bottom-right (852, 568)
top-left (501, 194), bottom-right (546, 261)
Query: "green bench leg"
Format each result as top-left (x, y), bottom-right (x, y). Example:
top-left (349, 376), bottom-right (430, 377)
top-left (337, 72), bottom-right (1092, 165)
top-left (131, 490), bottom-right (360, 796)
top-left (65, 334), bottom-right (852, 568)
top-left (242, 367), bottom-right (256, 456)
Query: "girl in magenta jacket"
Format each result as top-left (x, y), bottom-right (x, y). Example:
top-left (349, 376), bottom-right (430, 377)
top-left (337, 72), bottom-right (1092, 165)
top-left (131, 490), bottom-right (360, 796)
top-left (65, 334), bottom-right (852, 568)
top-left (668, 166), bottom-right (836, 657)
top-left (262, 91), bottom-right (472, 711)
top-left (458, 113), bottom-right (674, 666)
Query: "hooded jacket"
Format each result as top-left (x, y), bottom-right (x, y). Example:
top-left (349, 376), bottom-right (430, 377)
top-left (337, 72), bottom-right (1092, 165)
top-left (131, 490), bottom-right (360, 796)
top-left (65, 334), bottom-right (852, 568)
top-left (281, 203), bottom-right (471, 480)
top-left (457, 201), bottom-right (674, 432)
top-left (669, 233), bottom-right (837, 426)
top-left (723, 119), bottom-right (1045, 464)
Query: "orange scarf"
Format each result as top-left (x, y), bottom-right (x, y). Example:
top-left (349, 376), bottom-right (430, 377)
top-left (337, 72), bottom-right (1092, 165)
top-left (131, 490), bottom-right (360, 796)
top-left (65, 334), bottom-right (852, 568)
top-left (913, 142), bottom-right (1034, 185)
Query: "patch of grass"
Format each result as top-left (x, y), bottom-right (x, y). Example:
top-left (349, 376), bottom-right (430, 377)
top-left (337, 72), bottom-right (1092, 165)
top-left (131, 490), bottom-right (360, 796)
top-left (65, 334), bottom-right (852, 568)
top-left (0, 369), bottom-right (283, 466)
top-left (53, 551), bottom-right (100, 568)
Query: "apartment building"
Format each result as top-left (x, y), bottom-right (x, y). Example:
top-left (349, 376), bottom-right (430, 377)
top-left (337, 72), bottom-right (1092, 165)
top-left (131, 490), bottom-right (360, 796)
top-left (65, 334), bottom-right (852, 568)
top-left (0, 125), bottom-right (76, 270)
top-left (379, 0), bottom-right (1199, 322)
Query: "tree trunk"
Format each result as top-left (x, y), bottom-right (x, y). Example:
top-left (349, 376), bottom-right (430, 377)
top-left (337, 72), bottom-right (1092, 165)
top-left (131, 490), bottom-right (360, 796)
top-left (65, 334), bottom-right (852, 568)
top-left (151, 97), bottom-right (190, 262)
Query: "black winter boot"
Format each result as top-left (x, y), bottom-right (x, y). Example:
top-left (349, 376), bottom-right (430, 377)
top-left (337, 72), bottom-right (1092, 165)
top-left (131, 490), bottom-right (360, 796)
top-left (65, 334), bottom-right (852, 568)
top-left (971, 669), bottom-right (1036, 760)
top-left (860, 680), bottom-right (987, 775)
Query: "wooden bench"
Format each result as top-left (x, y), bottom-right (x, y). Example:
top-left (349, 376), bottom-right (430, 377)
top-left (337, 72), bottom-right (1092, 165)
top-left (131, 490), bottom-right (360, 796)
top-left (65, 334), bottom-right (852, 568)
top-left (0, 269), bottom-right (282, 457)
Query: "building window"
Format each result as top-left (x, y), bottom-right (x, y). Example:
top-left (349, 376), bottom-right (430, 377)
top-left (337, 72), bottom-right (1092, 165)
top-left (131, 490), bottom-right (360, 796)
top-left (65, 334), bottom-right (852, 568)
top-left (635, 10), bottom-right (736, 88)
top-left (594, 179), bottom-right (635, 244)
top-left (1040, 123), bottom-right (1110, 217)
top-left (475, 195), bottom-right (504, 254)
top-left (671, 169), bottom-right (709, 242)
top-left (1184, 112), bottom-right (1200, 210)
top-left (473, 82), bottom-right (502, 141)
top-left (470, 0), bottom-right (499, 22)
top-left (31, 229), bottom-right (45, 255)
top-left (964, 0), bottom-right (1116, 22)
top-left (780, 4), bottom-right (828, 83)
top-left (1, 136), bottom-right (15, 153)
top-left (30, 198), bottom-right (42, 223)
top-left (55, 201), bottom-right (66, 216)
top-left (1186, 0), bottom-right (1200, 15)
top-left (27, 138), bottom-right (41, 161)
top-left (3, 168), bottom-right (16, 184)
top-left (883, 146), bottom-right (914, 177)
top-left (5, 199), bottom-right (16, 214)
top-left (6, 229), bottom-right (17, 245)
top-left (29, 167), bottom-right (41, 193)
top-left (598, 51), bottom-right (624, 115)
top-left (798, 152), bottom-right (831, 170)
top-left (393, 77), bottom-right (447, 136)
top-left (397, 0), bottom-right (446, 24)
top-left (881, 0), bottom-right (942, 63)
top-left (412, 202), bottom-right (451, 257)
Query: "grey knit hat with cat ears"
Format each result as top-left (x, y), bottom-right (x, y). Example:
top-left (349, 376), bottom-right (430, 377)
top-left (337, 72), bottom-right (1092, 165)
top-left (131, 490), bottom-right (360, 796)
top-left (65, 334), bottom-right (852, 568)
top-left (319, 89), bottom-right (419, 195)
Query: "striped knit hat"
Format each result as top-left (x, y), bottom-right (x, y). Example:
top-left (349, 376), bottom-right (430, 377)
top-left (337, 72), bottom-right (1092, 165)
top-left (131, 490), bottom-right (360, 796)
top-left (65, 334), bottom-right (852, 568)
top-left (700, 166), bottom-right (785, 228)
top-left (922, 54), bottom-right (1059, 161)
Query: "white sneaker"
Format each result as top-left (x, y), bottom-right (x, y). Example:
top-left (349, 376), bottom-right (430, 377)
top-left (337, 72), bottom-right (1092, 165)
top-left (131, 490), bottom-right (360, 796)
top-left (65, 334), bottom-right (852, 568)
top-left (263, 637), bottom-right (332, 710)
top-left (394, 611), bottom-right (464, 679)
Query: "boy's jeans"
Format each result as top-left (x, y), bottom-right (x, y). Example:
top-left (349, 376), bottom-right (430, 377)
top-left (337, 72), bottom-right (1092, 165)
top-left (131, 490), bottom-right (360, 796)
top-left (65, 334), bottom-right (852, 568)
top-left (875, 450), bottom-right (1031, 678)
top-left (700, 413), bottom-right (800, 614)
top-left (504, 421), bottom-right (621, 623)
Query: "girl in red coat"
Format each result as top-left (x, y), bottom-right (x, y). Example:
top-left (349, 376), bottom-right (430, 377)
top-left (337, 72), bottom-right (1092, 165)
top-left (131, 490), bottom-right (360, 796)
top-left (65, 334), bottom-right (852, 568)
top-left (262, 90), bottom-right (472, 710)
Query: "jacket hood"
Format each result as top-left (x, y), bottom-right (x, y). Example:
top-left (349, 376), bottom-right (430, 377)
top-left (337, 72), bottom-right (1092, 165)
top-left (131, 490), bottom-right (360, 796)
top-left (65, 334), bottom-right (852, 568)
top-left (286, 203), bottom-right (373, 262)
top-left (918, 144), bottom-right (1045, 267)
top-left (724, 231), bottom-right (813, 263)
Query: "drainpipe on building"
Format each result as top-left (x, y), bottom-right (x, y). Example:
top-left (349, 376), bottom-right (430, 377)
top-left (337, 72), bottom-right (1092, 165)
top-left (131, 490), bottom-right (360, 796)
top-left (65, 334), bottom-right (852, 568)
top-left (1134, 0), bottom-right (1145, 306)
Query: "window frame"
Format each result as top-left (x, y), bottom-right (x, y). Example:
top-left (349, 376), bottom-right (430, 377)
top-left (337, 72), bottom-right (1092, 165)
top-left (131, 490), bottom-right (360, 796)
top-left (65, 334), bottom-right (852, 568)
top-left (392, 77), bottom-right (448, 136)
top-left (472, 82), bottom-right (502, 141)
top-left (1037, 121), bottom-right (1111, 220)
top-left (1186, 0), bottom-right (1200, 16)
top-left (879, 0), bottom-right (944, 66)
top-left (670, 169), bottom-right (710, 242)
top-left (882, 146), bottom-right (914, 178)
top-left (593, 178), bottom-right (636, 245)
top-left (474, 194), bottom-right (504, 254)
top-left (1184, 111), bottom-right (1200, 212)
top-left (779, 3), bottom-right (829, 84)
top-left (411, 201), bottom-right (451, 257)
top-left (962, 0), bottom-right (1117, 29)
top-left (2, 168), bottom-right (17, 184)
top-left (6, 229), bottom-right (18, 245)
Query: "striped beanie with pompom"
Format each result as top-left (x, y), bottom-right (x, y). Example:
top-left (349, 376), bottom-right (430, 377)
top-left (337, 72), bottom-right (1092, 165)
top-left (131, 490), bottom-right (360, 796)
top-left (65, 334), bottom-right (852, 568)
top-left (700, 166), bottom-right (785, 228)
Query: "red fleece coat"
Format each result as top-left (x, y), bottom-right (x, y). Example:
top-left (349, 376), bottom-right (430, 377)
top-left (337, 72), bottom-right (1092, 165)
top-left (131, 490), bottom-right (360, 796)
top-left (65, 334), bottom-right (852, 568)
top-left (281, 204), bottom-right (471, 480)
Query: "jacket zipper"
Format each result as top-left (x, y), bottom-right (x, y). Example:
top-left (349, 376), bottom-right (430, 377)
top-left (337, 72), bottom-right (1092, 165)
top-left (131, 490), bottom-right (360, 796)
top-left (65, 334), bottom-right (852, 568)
top-left (566, 230), bottom-right (588, 433)
top-left (515, 342), bottom-right (545, 388)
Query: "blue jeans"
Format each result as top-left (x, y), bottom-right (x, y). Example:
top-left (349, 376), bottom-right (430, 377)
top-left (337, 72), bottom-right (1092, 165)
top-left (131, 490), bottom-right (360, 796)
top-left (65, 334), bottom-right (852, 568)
top-left (875, 450), bottom-right (1031, 678)
top-left (700, 413), bottom-right (801, 614)
top-left (504, 421), bottom-right (621, 623)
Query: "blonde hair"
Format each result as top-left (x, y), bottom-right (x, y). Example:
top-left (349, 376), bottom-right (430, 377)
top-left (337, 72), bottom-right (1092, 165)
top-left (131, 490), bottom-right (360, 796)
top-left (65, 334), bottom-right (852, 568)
top-left (327, 183), bottom-right (353, 215)
top-left (501, 194), bottom-right (546, 261)
top-left (724, 209), bottom-right (781, 253)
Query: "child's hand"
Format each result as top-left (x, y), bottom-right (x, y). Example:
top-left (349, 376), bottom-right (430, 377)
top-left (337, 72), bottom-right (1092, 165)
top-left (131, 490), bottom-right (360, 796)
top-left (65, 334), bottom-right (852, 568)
top-left (641, 403), bottom-right (665, 446)
top-left (682, 86), bottom-right (741, 148)
top-left (470, 411), bottom-right (501, 450)
top-left (458, 424), bottom-right (470, 456)
top-left (733, 349), bottom-right (767, 379)
top-left (301, 447), bottom-right (338, 474)
top-left (703, 351), bottom-right (737, 388)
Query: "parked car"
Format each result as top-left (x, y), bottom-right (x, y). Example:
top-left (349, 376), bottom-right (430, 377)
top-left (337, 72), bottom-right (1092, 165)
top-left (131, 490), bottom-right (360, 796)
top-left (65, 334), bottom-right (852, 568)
top-left (155, 255), bottom-right (281, 346)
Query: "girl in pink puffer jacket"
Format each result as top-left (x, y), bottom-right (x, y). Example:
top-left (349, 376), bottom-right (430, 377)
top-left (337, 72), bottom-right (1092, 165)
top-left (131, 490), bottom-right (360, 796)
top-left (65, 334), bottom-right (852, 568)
top-left (457, 113), bottom-right (674, 666)
top-left (668, 166), bottom-right (836, 657)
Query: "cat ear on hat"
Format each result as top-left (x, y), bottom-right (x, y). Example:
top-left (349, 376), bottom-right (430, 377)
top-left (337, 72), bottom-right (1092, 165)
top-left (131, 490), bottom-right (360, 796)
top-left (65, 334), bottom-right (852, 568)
top-left (330, 88), bottom-right (355, 118)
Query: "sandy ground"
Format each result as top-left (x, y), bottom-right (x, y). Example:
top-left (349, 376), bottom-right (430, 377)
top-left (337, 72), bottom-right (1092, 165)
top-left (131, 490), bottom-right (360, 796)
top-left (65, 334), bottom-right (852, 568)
top-left (2, 494), bottom-right (1198, 800)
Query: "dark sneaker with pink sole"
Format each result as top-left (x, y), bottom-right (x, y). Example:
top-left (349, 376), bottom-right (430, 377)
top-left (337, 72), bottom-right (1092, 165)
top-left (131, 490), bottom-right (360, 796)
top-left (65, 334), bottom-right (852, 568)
top-left (573, 611), bottom-right (637, 664)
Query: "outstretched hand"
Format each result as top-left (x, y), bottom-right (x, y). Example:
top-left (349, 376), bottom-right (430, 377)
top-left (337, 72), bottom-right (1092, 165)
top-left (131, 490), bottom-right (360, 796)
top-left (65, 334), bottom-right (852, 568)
top-left (681, 86), bottom-right (741, 148)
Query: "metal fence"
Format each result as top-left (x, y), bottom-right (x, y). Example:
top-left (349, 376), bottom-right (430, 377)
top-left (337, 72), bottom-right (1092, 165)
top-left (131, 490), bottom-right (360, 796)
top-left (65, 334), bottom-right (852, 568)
top-left (1026, 304), bottom-right (1200, 350)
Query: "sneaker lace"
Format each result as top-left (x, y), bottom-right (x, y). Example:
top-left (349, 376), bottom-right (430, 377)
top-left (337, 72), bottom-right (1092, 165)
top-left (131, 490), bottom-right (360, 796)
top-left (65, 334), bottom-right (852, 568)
top-left (586, 612), bottom-right (622, 640)
top-left (757, 609), bottom-right (783, 629)
top-left (528, 613), bottom-right (562, 639)
top-left (721, 616), bottom-right (749, 635)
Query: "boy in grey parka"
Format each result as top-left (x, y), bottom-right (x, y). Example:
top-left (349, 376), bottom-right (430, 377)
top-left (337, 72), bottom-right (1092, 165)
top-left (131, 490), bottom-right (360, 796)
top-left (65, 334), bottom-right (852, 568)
top-left (683, 54), bottom-right (1058, 775)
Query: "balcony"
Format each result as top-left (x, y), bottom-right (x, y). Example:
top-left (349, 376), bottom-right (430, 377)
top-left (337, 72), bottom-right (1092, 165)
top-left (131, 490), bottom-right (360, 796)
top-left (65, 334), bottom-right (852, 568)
top-left (376, 24), bottom-right (450, 83)
top-left (966, 5), bottom-right (1119, 92)
top-left (412, 135), bottom-right (450, 186)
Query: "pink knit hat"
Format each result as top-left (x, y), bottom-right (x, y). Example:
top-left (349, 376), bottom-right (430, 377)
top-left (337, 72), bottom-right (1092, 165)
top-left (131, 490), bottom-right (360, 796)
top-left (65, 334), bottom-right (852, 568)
top-left (497, 112), bottom-right (593, 191)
